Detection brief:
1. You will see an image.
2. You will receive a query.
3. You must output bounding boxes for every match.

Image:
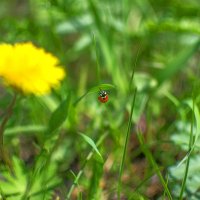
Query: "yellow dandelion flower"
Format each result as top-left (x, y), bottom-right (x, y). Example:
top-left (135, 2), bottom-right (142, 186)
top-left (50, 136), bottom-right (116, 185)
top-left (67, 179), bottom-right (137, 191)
top-left (0, 42), bottom-right (65, 95)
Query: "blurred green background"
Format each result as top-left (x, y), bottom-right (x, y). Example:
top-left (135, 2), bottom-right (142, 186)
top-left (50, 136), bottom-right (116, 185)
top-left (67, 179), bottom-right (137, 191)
top-left (1, 0), bottom-right (200, 199)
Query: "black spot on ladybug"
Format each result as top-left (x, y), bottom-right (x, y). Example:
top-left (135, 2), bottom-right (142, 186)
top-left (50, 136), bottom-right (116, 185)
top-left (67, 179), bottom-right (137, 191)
top-left (98, 90), bottom-right (109, 103)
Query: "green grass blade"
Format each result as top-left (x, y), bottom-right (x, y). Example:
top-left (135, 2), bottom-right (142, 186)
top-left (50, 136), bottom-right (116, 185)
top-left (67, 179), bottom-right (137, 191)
top-left (117, 87), bottom-right (137, 200)
top-left (66, 132), bottom-right (108, 200)
top-left (128, 46), bottom-right (141, 93)
top-left (176, 99), bottom-right (200, 167)
top-left (48, 94), bottom-right (71, 134)
top-left (179, 100), bottom-right (195, 199)
top-left (78, 132), bottom-right (103, 162)
top-left (5, 125), bottom-right (46, 136)
top-left (88, 161), bottom-right (103, 199)
top-left (73, 83), bottom-right (115, 106)
top-left (155, 40), bottom-right (200, 86)
top-left (137, 132), bottom-right (173, 200)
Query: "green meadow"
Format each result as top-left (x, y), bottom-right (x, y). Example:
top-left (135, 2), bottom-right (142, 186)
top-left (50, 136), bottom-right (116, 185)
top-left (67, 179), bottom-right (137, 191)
top-left (1, 0), bottom-right (200, 199)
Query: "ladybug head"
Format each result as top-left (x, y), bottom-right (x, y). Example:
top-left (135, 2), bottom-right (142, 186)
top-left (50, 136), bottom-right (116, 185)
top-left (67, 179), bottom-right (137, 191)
top-left (99, 90), bottom-right (107, 97)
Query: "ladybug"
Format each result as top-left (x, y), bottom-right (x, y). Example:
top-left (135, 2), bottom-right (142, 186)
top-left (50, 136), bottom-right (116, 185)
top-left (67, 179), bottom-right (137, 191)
top-left (98, 90), bottom-right (109, 103)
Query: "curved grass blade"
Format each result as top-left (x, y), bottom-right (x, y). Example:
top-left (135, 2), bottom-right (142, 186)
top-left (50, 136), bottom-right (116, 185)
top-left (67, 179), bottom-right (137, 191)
top-left (78, 132), bottom-right (103, 162)
top-left (73, 83), bottom-right (115, 106)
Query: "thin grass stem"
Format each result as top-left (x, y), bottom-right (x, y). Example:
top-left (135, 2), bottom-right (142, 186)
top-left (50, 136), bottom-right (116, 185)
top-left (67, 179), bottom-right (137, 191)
top-left (66, 132), bottom-right (108, 200)
top-left (117, 88), bottom-right (137, 200)
top-left (179, 99), bottom-right (194, 199)
top-left (128, 46), bottom-right (141, 93)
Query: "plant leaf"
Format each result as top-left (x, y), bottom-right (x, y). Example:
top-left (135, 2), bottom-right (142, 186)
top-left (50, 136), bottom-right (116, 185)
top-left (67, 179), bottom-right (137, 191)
top-left (48, 94), bottom-right (71, 133)
top-left (78, 133), bottom-right (103, 162)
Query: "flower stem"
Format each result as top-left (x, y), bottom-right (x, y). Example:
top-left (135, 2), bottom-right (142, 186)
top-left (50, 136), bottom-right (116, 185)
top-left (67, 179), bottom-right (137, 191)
top-left (0, 93), bottom-right (17, 172)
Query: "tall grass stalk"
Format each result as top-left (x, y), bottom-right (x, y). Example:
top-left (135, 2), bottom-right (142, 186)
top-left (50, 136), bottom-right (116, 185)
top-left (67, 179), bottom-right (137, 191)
top-left (179, 99), bottom-right (195, 199)
top-left (128, 46), bottom-right (141, 93)
top-left (117, 43), bottom-right (139, 199)
top-left (117, 88), bottom-right (137, 200)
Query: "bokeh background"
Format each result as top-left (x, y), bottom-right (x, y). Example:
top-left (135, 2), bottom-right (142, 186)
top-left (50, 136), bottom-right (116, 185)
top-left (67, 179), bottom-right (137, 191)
top-left (1, 0), bottom-right (200, 199)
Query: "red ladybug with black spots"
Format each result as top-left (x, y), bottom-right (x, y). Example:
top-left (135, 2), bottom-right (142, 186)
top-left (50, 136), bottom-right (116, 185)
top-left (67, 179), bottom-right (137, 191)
top-left (98, 90), bottom-right (109, 103)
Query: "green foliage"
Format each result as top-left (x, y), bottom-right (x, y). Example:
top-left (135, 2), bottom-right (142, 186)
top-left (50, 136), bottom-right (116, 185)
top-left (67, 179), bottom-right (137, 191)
top-left (0, 157), bottom-right (60, 200)
top-left (48, 94), bottom-right (71, 134)
top-left (169, 155), bottom-right (200, 200)
top-left (169, 99), bottom-right (200, 199)
top-left (1, 0), bottom-right (200, 199)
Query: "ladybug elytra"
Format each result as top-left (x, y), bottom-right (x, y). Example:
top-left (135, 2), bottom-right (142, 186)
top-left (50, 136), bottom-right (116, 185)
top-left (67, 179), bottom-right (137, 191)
top-left (98, 90), bottom-right (109, 103)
